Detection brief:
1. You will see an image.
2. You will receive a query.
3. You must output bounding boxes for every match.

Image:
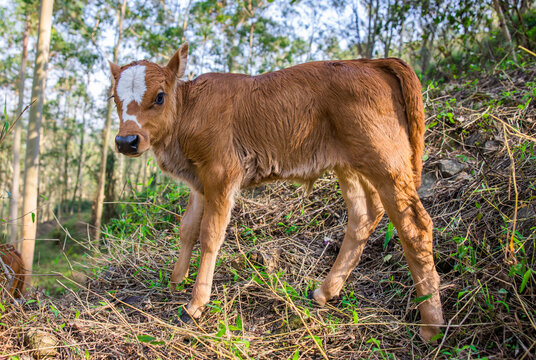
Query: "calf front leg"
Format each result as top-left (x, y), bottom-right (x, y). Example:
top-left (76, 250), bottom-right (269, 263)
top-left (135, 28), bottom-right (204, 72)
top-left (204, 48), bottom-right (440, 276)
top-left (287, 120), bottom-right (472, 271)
top-left (183, 187), bottom-right (236, 319)
top-left (170, 190), bottom-right (204, 286)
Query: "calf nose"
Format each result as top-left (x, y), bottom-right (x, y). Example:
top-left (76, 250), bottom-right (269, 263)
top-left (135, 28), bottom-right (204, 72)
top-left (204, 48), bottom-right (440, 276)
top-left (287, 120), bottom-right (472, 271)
top-left (115, 135), bottom-right (140, 154)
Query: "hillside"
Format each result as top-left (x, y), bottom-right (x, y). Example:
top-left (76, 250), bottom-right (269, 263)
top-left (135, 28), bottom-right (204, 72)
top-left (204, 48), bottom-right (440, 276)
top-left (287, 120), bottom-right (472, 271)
top-left (1, 66), bottom-right (535, 359)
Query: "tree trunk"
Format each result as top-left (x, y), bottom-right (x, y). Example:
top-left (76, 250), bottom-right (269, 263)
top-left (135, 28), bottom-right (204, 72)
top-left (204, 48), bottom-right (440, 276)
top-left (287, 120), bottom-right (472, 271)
top-left (21, 0), bottom-right (54, 284)
top-left (366, 0), bottom-right (373, 57)
top-left (132, 157), bottom-right (141, 191)
top-left (398, 20), bottom-right (404, 57)
top-left (247, 22), bottom-right (255, 74)
top-left (383, 0), bottom-right (395, 58)
top-left (71, 103), bottom-right (87, 215)
top-left (10, 16), bottom-right (30, 249)
top-left (60, 124), bottom-right (70, 219)
top-left (142, 152), bottom-right (148, 188)
top-left (420, 23), bottom-right (436, 75)
top-left (493, 0), bottom-right (517, 64)
top-left (370, 0), bottom-right (379, 57)
top-left (365, 0), bottom-right (379, 58)
top-left (306, 6), bottom-right (317, 61)
top-left (117, 144), bottom-right (124, 199)
top-left (181, 0), bottom-right (192, 42)
top-left (93, 0), bottom-right (126, 243)
top-left (352, 1), bottom-right (363, 57)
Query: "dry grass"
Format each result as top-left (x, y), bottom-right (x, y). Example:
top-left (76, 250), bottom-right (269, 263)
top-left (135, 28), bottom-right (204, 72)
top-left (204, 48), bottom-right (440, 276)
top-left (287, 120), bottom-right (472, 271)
top-left (1, 66), bottom-right (535, 359)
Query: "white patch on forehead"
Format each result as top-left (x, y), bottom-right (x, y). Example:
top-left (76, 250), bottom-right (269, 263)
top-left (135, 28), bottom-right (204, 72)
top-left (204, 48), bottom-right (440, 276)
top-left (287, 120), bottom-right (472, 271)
top-left (116, 65), bottom-right (147, 127)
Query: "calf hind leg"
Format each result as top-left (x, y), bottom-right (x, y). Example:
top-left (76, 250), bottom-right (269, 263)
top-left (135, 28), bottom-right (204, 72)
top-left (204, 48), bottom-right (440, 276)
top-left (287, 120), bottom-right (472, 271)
top-left (373, 171), bottom-right (444, 342)
top-left (312, 169), bottom-right (384, 305)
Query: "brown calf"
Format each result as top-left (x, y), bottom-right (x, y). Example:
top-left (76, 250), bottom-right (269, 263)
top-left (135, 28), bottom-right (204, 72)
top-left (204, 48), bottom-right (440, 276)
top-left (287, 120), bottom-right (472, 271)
top-left (0, 244), bottom-right (25, 298)
top-left (109, 43), bottom-right (444, 341)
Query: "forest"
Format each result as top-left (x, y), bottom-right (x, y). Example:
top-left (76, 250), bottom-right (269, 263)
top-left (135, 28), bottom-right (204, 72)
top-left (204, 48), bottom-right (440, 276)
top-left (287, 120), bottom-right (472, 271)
top-left (0, 0), bottom-right (535, 358)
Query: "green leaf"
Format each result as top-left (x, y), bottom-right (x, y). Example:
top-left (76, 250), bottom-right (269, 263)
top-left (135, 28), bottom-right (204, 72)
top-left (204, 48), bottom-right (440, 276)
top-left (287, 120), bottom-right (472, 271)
top-left (520, 269), bottom-right (532, 293)
top-left (366, 336), bottom-right (380, 347)
top-left (412, 294), bottom-right (433, 303)
top-left (352, 310), bottom-right (359, 324)
top-left (49, 304), bottom-right (59, 316)
top-left (0, 302), bottom-right (5, 312)
top-left (137, 335), bottom-right (156, 343)
top-left (309, 335), bottom-right (322, 348)
top-left (215, 322), bottom-right (226, 337)
top-left (31, 212), bottom-right (35, 223)
top-left (495, 300), bottom-right (510, 312)
top-left (85, 349), bottom-right (90, 359)
top-left (430, 332), bottom-right (444, 343)
top-left (383, 222), bottom-right (394, 250)
top-left (290, 349), bottom-right (299, 360)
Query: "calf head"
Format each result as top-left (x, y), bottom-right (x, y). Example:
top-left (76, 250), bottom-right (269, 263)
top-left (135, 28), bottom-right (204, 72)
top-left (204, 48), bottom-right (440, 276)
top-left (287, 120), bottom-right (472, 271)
top-left (109, 43), bottom-right (189, 156)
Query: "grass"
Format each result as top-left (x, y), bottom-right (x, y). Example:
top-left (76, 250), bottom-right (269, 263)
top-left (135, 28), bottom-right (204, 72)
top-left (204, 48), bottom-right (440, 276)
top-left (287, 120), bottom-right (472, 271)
top-left (32, 211), bottom-right (92, 295)
top-left (1, 64), bottom-right (535, 359)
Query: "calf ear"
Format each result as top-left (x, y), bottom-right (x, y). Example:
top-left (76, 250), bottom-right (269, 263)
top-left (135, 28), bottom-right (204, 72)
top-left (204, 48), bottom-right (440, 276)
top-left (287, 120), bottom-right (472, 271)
top-left (109, 61), bottom-right (121, 80)
top-left (167, 42), bottom-right (189, 78)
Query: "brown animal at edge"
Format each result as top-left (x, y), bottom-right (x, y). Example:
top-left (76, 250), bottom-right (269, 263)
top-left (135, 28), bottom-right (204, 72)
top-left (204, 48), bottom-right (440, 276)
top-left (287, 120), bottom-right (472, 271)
top-left (109, 42), bottom-right (444, 342)
top-left (0, 244), bottom-right (25, 298)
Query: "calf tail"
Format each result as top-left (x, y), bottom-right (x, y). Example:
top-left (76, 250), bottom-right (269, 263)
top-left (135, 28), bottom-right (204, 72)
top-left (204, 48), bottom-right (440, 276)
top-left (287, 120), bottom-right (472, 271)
top-left (378, 58), bottom-right (425, 189)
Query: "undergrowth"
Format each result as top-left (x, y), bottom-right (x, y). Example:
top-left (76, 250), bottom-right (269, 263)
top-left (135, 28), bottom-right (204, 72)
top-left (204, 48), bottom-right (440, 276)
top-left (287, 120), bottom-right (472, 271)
top-left (1, 64), bottom-right (535, 359)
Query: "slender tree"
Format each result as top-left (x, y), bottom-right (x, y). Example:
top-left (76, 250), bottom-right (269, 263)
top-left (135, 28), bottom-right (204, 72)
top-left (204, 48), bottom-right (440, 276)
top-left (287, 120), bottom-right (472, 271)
top-left (71, 100), bottom-right (88, 216)
top-left (20, 0), bottom-right (55, 280)
top-left (93, 0), bottom-right (126, 243)
top-left (9, 14), bottom-right (31, 249)
top-left (493, 0), bottom-right (517, 64)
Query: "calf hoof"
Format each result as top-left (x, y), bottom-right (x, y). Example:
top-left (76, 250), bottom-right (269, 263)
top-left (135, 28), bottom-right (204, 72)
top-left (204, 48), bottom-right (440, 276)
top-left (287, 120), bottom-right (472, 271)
top-left (175, 309), bottom-right (195, 325)
top-left (420, 325), bottom-right (441, 344)
top-left (308, 289), bottom-right (327, 306)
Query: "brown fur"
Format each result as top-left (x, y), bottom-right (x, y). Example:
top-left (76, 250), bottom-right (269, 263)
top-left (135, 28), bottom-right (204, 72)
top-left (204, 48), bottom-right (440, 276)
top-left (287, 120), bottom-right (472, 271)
top-left (109, 43), bottom-right (444, 341)
top-left (0, 244), bottom-right (25, 298)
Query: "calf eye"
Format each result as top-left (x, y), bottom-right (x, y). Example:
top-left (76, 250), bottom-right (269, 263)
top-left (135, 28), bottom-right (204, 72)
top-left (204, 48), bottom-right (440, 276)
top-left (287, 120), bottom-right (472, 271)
top-left (154, 92), bottom-right (165, 105)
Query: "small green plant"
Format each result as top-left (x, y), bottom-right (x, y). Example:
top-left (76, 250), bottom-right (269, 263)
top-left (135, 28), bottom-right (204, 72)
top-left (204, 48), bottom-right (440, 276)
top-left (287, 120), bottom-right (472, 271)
top-left (240, 226), bottom-right (257, 245)
top-left (341, 290), bottom-right (359, 308)
top-left (206, 300), bottom-right (222, 313)
top-left (451, 236), bottom-right (477, 274)
top-left (366, 337), bottom-right (392, 359)
top-left (214, 314), bottom-right (250, 359)
top-left (277, 221), bottom-right (298, 235)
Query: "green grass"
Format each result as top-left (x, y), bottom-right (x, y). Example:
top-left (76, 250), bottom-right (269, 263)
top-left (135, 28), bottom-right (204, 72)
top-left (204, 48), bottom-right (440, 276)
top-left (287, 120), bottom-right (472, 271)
top-left (33, 211), bottom-right (92, 295)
